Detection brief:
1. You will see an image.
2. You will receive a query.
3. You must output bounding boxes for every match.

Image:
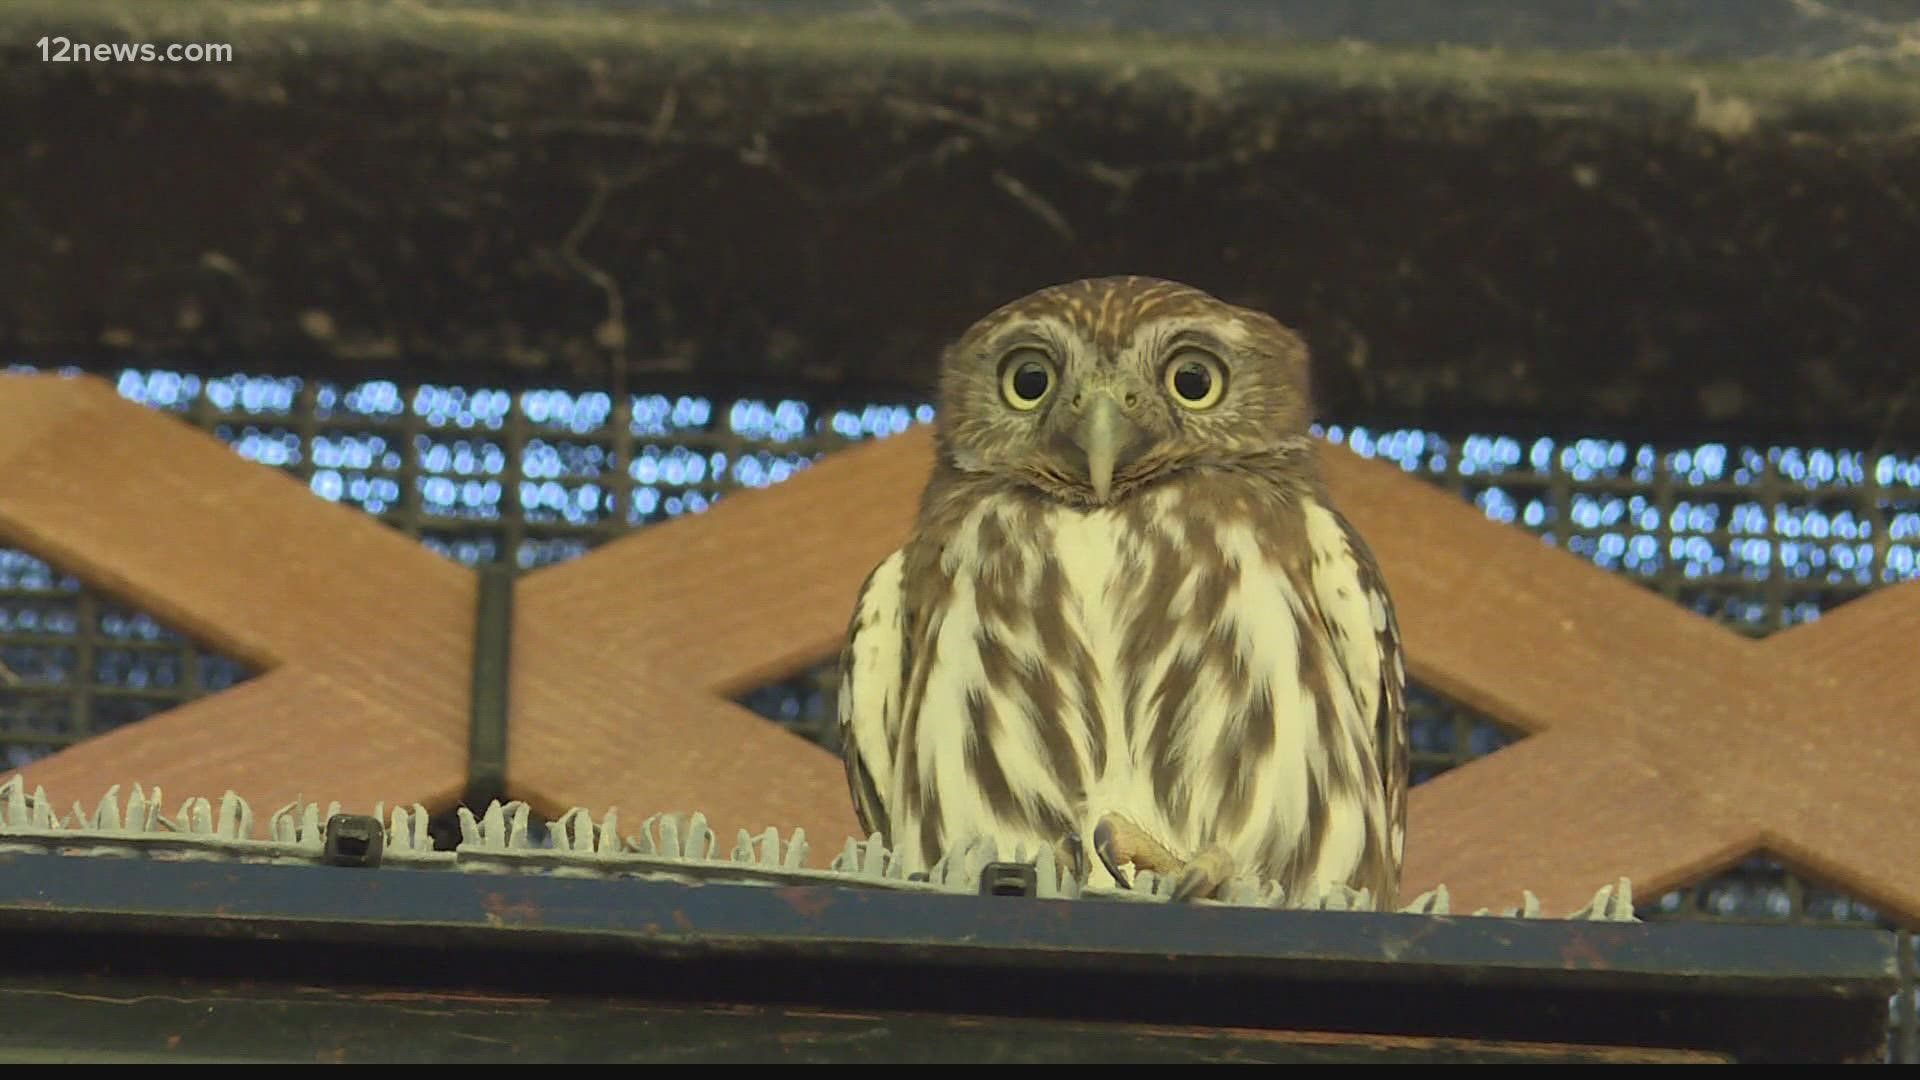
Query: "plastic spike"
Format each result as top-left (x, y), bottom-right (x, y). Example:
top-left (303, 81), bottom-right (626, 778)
top-left (92, 786), bottom-right (123, 832)
top-left (734, 826), bottom-right (777, 866)
top-left (1031, 845), bottom-right (1058, 897)
top-left (1400, 884), bottom-right (1450, 916)
top-left (553, 808), bottom-right (587, 852)
top-left (271, 801), bottom-right (300, 844)
top-left (508, 802), bottom-right (531, 849)
top-left (217, 791), bottom-right (251, 840)
top-left (830, 833), bottom-right (893, 880)
top-left (592, 810), bottom-right (618, 855)
top-left (642, 812), bottom-right (712, 861)
top-left (1224, 876), bottom-right (1284, 908)
top-left (830, 836), bottom-right (861, 874)
top-left (479, 802), bottom-right (506, 848)
top-left (2, 778), bottom-right (25, 828)
top-left (931, 833), bottom-right (998, 892)
top-left (683, 813), bottom-right (713, 860)
top-left (0, 779), bottom-right (1641, 921)
top-left (630, 814), bottom-right (658, 857)
top-left (1572, 877), bottom-right (1636, 922)
top-left (186, 796), bottom-right (215, 835)
top-left (1611, 877), bottom-right (1635, 918)
top-left (457, 805), bottom-right (482, 848)
top-left (866, 834), bottom-right (893, 877)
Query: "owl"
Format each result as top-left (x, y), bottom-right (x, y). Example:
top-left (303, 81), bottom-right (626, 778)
top-left (837, 276), bottom-right (1407, 906)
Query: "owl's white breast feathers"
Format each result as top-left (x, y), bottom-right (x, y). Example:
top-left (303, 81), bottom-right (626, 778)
top-left (838, 548), bottom-right (906, 839)
top-left (838, 480), bottom-right (1404, 899)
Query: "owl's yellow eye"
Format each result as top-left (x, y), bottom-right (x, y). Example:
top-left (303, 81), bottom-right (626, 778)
top-left (1164, 350), bottom-right (1226, 409)
top-left (999, 350), bottom-right (1055, 411)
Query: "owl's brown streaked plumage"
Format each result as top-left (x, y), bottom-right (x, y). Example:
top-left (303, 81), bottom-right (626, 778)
top-left (838, 276), bottom-right (1408, 905)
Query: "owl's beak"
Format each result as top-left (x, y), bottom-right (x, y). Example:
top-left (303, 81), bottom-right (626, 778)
top-left (1073, 392), bottom-right (1145, 504)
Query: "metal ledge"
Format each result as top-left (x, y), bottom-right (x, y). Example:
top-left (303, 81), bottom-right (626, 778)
top-left (0, 851), bottom-right (1896, 1062)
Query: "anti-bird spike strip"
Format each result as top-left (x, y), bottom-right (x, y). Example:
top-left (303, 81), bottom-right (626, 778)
top-left (0, 776), bottom-right (1634, 920)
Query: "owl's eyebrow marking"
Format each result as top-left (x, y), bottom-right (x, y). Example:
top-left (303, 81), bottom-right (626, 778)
top-left (1161, 327), bottom-right (1229, 354)
top-left (991, 321), bottom-right (1078, 361)
top-left (979, 330), bottom-right (1048, 361)
top-left (1132, 324), bottom-right (1228, 367)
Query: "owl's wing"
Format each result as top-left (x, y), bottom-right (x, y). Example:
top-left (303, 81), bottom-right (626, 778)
top-left (1308, 505), bottom-right (1411, 868)
top-left (837, 549), bottom-right (909, 843)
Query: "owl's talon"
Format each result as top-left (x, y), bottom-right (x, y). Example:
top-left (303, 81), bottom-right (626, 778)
top-left (1055, 831), bottom-right (1089, 886)
top-left (1167, 844), bottom-right (1236, 902)
top-left (1092, 818), bottom-right (1133, 889)
top-left (1092, 812), bottom-right (1187, 890)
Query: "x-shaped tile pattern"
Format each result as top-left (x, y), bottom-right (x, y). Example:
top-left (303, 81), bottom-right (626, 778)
top-left (4, 373), bottom-right (1916, 921)
top-left (1322, 449), bottom-right (1920, 916)
top-left (0, 376), bottom-right (476, 812)
top-left (0, 374), bottom-right (870, 846)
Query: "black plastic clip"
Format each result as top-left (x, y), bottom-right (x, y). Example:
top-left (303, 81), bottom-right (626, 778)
top-left (979, 861), bottom-right (1039, 897)
top-left (322, 814), bottom-right (386, 868)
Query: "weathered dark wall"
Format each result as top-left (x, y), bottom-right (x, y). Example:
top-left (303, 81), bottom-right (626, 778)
top-left (3, 0), bottom-right (1917, 438)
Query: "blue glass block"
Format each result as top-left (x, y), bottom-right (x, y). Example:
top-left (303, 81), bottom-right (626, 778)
top-left (115, 368), bottom-right (202, 412)
top-left (201, 655), bottom-right (248, 692)
top-left (412, 384), bottom-right (509, 431)
top-left (219, 424), bottom-right (305, 467)
top-left (9, 644), bottom-right (77, 682)
top-left (420, 534), bottom-right (502, 567)
top-left (94, 648), bottom-right (183, 690)
top-left (1408, 711), bottom-right (1454, 756)
top-left (1806, 888), bottom-right (1882, 925)
top-left (518, 538), bottom-right (595, 571)
top-left (92, 695), bottom-right (175, 733)
top-left (1466, 720), bottom-right (1515, 757)
top-left (0, 550), bottom-right (76, 592)
top-left (2, 696), bottom-right (71, 739)
top-left (311, 431), bottom-right (400, 473)
top-left (736, 676), bottom-right (837, 747)
top-left (338, 380), bottom-right (408, 419)
top-left (628, 445), bottom-right (713, 487)
top-left (1646, 890), bottom-right (1690, 916)
top-left (521, 388), bottom-right (614, 434)
top-left (729, 398), bottom-right (812, 443)
top-left (631, 394), bottom-right (714, 436)
top-left (201, 374), bottom-right (300, 416)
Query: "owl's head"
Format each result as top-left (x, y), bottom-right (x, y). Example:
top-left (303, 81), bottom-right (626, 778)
top-left (936, 276), bottom-right (1314, 507)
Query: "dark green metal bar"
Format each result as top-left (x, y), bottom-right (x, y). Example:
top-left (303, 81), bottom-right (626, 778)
top-left (465, 561), bottom-right (513, 808)
top-left (0, 972), bottom-right (1730, 1064)
top-left (0, 852), bottom-right (1898, 1063)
